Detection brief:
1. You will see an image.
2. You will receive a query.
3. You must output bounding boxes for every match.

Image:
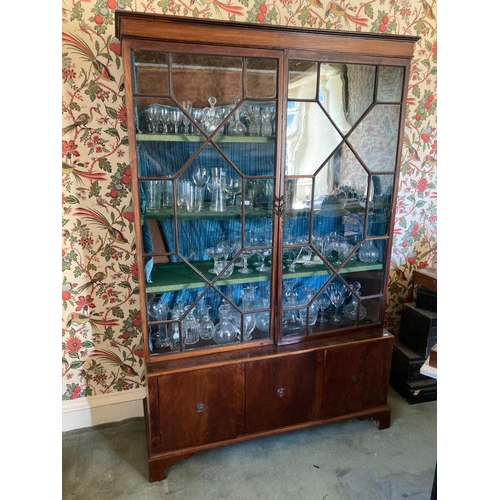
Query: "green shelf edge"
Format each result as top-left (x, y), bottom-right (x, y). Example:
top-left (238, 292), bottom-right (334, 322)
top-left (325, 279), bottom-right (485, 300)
top-left (144, 258), bottom-right (382, 294)
top-left (136, 134), bottom-right (274, 143)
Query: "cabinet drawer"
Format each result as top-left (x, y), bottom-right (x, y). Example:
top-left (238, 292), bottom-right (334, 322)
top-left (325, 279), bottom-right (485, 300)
top-left (245, 352), bottom-right (318, 434)
top-left (157, 365), bottom-right (244, 452)
top-left (322, 338), bottom-right (392, 419)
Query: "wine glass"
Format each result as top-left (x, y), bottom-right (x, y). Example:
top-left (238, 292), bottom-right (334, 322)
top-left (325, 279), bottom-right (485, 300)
top-left (330, 283), bottom-right (346, 324)
top-left (181, 100), bottom-right (193, 133)
top-left (170, 109), bottom-right (182, 134)
top-left (254, 238), bottom-right (272, 271)
top-left (192, 167), bottom-right (209, 211)
top-left (147, 295), bottom-right (170, 348)
top-left (159, 106), bottom-right (169, 134)
top-left (238, 250), bottom-right (254, 274)
top-left (316, 293), bottom-right (331, 323)
top-left (225, 177), bottom-right (242, 208)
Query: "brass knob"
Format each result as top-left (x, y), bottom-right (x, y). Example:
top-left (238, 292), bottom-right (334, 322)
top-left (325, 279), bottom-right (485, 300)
top-left (196, 403), bottom-right (205, 412)
top-left (351, 375), bottom-right (359, 384)
top-left (277, 388), bottom-right (285, 397)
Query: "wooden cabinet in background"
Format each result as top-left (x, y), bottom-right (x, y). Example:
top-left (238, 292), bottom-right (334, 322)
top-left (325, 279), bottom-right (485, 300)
top-left (116, 11), bottom-right (418, 482)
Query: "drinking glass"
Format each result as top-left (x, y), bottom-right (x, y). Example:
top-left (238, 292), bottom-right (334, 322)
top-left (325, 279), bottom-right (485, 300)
top-left (171, 109), bottom-right (182, 134)
top-left (144, 180), bottom-right (161, 213)
top-left (225, 177), bottom-right (242, 208)
top-left (316, 293), bottom-right (331, 323)
top-left (181, 100), bottom-right (192, 133)
top-left (238, 250), bottom-right (254, 274)
top-left (192, 167), bottom-right (208, 211)
top-left (330, 284), bottom-right (346, 324)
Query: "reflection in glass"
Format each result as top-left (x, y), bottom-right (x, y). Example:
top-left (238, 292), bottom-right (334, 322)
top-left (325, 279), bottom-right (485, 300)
top-left (343, 64), bottom-right (376, 127)
top-left (377, 66), bottom-right (404, 102)
top-left (288, 60), bottom-right (317, 100)
top-left (349, 104), bottom-right (400, 173)
top-left (246, 58), bottom-right (277, 99)
top-left (132, 50), bottom-right (169, 95)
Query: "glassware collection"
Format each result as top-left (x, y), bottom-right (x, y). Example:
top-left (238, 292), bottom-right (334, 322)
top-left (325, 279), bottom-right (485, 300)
top-left (139, 97), bottom-right (276, 138)
top-left (147, 275), bottom-right (368, 351)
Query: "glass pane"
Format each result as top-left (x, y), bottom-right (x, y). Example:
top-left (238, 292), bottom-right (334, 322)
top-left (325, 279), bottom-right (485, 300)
top-left (246, 58), bottom-right (277, 98)
top-left (342, 64), bottom-right (376, 127)
top-left (349, 104), bottom-right (401, 173)
top-left (286, 101), bottom-right (342, 175)
top-left (319, 63), bottom-right (351, 134)
top-left (288, 60), bottom-right (317, 100)
top-left (132, 51), bottom-right (169, 95)
top-left (366, 175), bottom-right (394, 237)
top-left (171, 53), bottom-right (243, 108)
top-left (377, 66), bottom-right (404, 103)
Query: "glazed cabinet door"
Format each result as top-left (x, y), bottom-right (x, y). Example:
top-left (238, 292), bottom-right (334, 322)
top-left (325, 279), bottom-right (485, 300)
top-left (125, 40), bottom-right (284, 359)
top-left (322, 337), bottom-right (393, 419)
top-left (157, 364), bottom-right (245, 452)
top-left (245, 352), bottom-right (319, 434)
top-left (278, 53), bottom-right (407, 343)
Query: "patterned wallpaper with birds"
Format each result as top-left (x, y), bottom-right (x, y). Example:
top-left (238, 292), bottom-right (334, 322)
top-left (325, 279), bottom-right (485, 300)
top-left (62, 0), bottom-right (437, 401)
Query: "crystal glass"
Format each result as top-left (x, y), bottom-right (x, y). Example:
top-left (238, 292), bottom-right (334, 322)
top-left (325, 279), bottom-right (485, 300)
top-left (167, 306), bottom-right (181, 350)
top-left (227, 96), bottom-right (247, 136)
top-left (330, 283), bottom-right (346, 324)
top-left (209, 167), bottom-right (227, 213)
top-left (238, 250), bottom-right (254, 274)
top-left (261, 107), bottom-right (273, 137)
top-left (192, 167), bottom-right (209, 211)
top-left (207, 246), bottom-right (226, 274)
top-left (202, 96), bottom-right (222, 135)
top-left (212, 303), bottom-right (239, 344)
top-left (183, 306), bottom-right (200, 345)
top-left (148, 295), bottom-right (169, 348)
top-left (199, 305), bottom-right (214, 340)
top-left (282, 282), bottom-right (305, 335)
top-left (316, 292), bottom-right (331, 323)
top-left (299, 286), bottom-right (319, 327)
top-left (181, 100), bottom-right (192, 134)
top-left (255, 285), bottom-right (271, 332)
top-left (358, 240), bottom-right (380, 263)
top-left (248, 105), bottom-right (261, 136)
top-left (241, 286), bottom-right (257, 340)
top-left (343, 281), bottom-right (367, 321)
top-left (170, 109), bottom-right (182, 134)
top-left (225, 177), bottom-right (242, 208)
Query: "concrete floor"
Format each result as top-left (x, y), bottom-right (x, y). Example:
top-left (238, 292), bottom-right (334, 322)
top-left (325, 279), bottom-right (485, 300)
top-left (62, 387), bottom-right (437, 500)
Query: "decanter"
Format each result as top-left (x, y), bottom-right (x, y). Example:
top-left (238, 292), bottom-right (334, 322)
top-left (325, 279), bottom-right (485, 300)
top-left (212, 303), bottom-right (238, 344)
top-left (167, 306), bottom-right (181, 350)
top-left (299, 285), bottom-right (319, 326)
top-left (248, 105), bottom-right (261, 137)
top-left (255, 285), bottom-right (271, 332)
top-left (241, 286), bottom-right (257, 340)
top-left (227, 96), bottom-right (247, 136)
top-left (358, 240), bottom-right (380, 263)
top-left (260, 107), bottom-right (273, 137)
top-left (183, 306), bottom-right (200, 345)
top-left (202, 96), bottom-right (222, 135)
top-left (282, 281), bottom-right (305, 335)
top-left (199, 305), bottom-right (214, 341)
top-left (343, 281), bottom-right (367, 321)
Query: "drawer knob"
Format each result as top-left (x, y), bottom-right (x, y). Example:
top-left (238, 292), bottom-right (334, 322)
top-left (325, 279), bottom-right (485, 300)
top-left (277, 388), bottom-right (285, 397)
top-left (351, 375), bottom-right (359, 384)
top-left (196, 402), bottom-right (205, 412)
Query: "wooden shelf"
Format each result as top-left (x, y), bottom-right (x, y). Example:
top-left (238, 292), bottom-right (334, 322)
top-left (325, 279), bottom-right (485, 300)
top-left (145, 258), bottom-right (382, 293)
top-left (136, 133), bottom-right (275, 143)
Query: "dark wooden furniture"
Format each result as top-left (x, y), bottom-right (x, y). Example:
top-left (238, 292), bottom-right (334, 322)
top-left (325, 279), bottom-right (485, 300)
top-left (116, 12), bottom-right (419, 482)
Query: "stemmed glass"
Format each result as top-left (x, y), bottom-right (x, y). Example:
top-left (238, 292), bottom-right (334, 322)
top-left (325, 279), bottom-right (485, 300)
top-left (254, 238), bottom-right (272, 272)
top-left (192, 167), bottom-right (209, 211)
top-left (159, 107), bottom-right (169, 134)
top-left (316, 293), bottom-right (331, 323)
top-left (225, 177), bottom-right (242, 208)
top-left (206, 246), bottom-right (226, 274)
top-left (330, 283), bottom-right (346, 324)
top-left (147, 295), bottom-right (170, 348)
top-left (181, 101), bottom-right (193, 134)
top-left (170, 109), bottom-right (182, 134)
top-left (238, 250), bottom-right (254, 274)
top-left (146, 105), bottom-right (160, 134)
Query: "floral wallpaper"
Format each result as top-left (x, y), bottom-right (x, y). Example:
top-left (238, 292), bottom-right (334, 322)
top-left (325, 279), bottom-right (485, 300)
top-left (62, 0), bottom-right (437, 401)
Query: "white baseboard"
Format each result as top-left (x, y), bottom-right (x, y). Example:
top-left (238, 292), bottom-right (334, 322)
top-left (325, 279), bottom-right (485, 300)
top-left (62, 388), bottom-right (147, 432)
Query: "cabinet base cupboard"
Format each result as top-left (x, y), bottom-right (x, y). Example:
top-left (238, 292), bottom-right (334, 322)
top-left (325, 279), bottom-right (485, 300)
top-left (115, 12), bottom-right (418, 482)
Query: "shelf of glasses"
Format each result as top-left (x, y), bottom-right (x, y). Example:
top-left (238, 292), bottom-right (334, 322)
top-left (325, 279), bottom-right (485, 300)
top-left (142, 206), bottom-right (274, 221)
top-left (136, 133), bottom-right (275, 143)
top-left (144, 257), bottom-right (382, 294)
